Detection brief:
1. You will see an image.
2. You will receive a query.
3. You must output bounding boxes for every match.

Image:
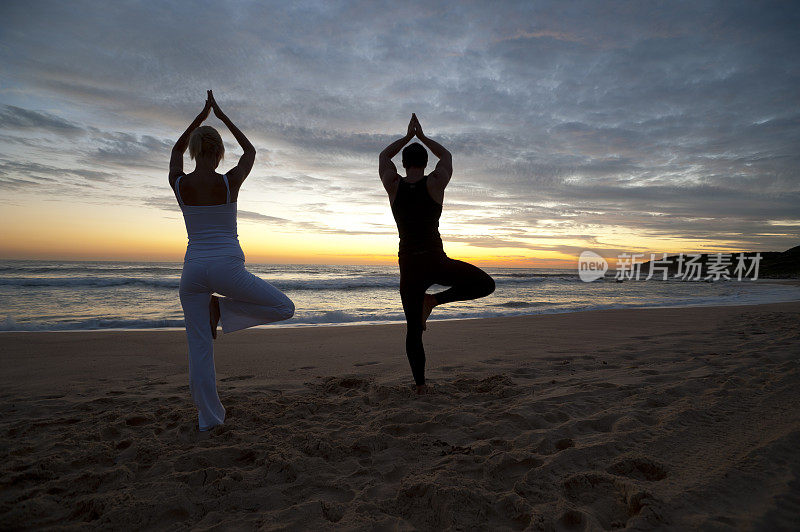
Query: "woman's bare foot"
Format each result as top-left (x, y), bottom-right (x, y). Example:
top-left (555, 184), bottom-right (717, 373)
top-left (209, 295), bottom-right (220, 339)
top-left (421, 294), bottom-right (437, 331)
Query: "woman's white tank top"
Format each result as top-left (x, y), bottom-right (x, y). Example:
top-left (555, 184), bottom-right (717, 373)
top-left (175, 173), bottom-right (245, 262)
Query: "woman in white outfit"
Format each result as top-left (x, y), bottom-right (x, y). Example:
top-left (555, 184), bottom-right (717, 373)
top-left (169, 90), bottom-right (295, 432)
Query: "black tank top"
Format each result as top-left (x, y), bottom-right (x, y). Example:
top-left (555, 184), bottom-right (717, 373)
top-left (391, 176), bottom-right (444, 256)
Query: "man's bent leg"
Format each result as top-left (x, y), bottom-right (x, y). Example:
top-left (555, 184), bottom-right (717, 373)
top-left (431, 256), bottom-right (495, 305)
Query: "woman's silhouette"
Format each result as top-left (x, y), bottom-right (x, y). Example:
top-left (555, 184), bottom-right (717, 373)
top-left (169, 91), bottom-right (294, 431)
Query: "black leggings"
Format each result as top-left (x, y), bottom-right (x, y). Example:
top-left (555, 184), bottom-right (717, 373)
top-left (399, 251), bottom-right (495, 385)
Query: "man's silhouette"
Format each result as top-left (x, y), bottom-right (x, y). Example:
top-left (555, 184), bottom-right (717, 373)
top-left (379, 114), bottom-right (495, 394)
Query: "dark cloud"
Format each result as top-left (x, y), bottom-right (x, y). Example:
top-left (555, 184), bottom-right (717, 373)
top-left (0, 105), bottom-right (83, 135)
top-left (237, 209), bottom-right (293, 224)
top-left (0, 159), bottom-right (113, 188)
top-left (84, 129), bottom-right (174, 168)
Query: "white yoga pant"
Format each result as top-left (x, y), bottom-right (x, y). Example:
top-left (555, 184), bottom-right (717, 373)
top-left (179, 257), bottom-right (294, 430)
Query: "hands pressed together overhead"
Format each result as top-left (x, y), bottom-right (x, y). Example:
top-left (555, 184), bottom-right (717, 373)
top-left (407, 113), bottom-right (425, 139)
top-left (172, 89), bottom-right (255, 181)
top-left (201, 89), bottom-right (225, 119)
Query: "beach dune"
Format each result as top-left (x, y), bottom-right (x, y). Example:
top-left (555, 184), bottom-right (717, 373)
top-left (1, 302), bottom-right (799, 529)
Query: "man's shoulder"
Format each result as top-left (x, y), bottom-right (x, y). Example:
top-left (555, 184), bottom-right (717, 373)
top-left (427, 167), bottom-right (451, 181)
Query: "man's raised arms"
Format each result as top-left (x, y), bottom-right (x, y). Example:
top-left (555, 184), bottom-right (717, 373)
top-left (379, 115), bottom-right (415, 195)
top-left (413, 115), bottom-right (452, 192)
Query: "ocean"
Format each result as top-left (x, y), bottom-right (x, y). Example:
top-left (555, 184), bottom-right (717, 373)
top-left (1, 260), bottom-right (799, 331)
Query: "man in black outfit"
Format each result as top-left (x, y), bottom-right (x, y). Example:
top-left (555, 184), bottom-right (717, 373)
top-left (379, 114), bottom-right (495, 394)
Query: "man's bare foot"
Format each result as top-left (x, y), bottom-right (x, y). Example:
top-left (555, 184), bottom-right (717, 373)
top-left (209, 295), bottom-right (220, 339)
top-left (415, 384), bottom-right (432, 395)
top-left (422, 294), bottom-right (437, 331)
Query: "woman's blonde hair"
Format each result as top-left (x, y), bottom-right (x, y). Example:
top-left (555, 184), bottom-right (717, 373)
top-left (188, 126), bottom-right (224, 163)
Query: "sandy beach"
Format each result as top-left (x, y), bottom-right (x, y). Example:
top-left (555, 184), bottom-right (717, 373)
top-left (1, 302), bottom-right (798, 530)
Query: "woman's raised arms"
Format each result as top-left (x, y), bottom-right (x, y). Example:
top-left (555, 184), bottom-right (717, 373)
top-left (208, 91), bottom-right (256, 189)
top-left (169, 91), bottom-right (212, 187)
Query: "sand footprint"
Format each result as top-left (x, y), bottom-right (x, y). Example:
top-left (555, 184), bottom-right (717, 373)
top-left (607, 456), bottom-right (668, 481)
top-left (485, 452), bottom-right (542, 488)
top-left (125, 415), bottom-right (151, 426)
top-left (561, 472), bottom-right (654, 529)
top-left (534, 436), bottom-right (574, 455)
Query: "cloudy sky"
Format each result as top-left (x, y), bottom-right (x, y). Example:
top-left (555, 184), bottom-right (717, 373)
top-left (0, 1), bottom-right (798, 265)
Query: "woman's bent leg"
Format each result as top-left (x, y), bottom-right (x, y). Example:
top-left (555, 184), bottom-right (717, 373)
top-left (179, 262), bottom-right (225, 431)
top-left (431, 256), bottom-right (495, 305)
top-left (209, 260), bottom-right (295, 334)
